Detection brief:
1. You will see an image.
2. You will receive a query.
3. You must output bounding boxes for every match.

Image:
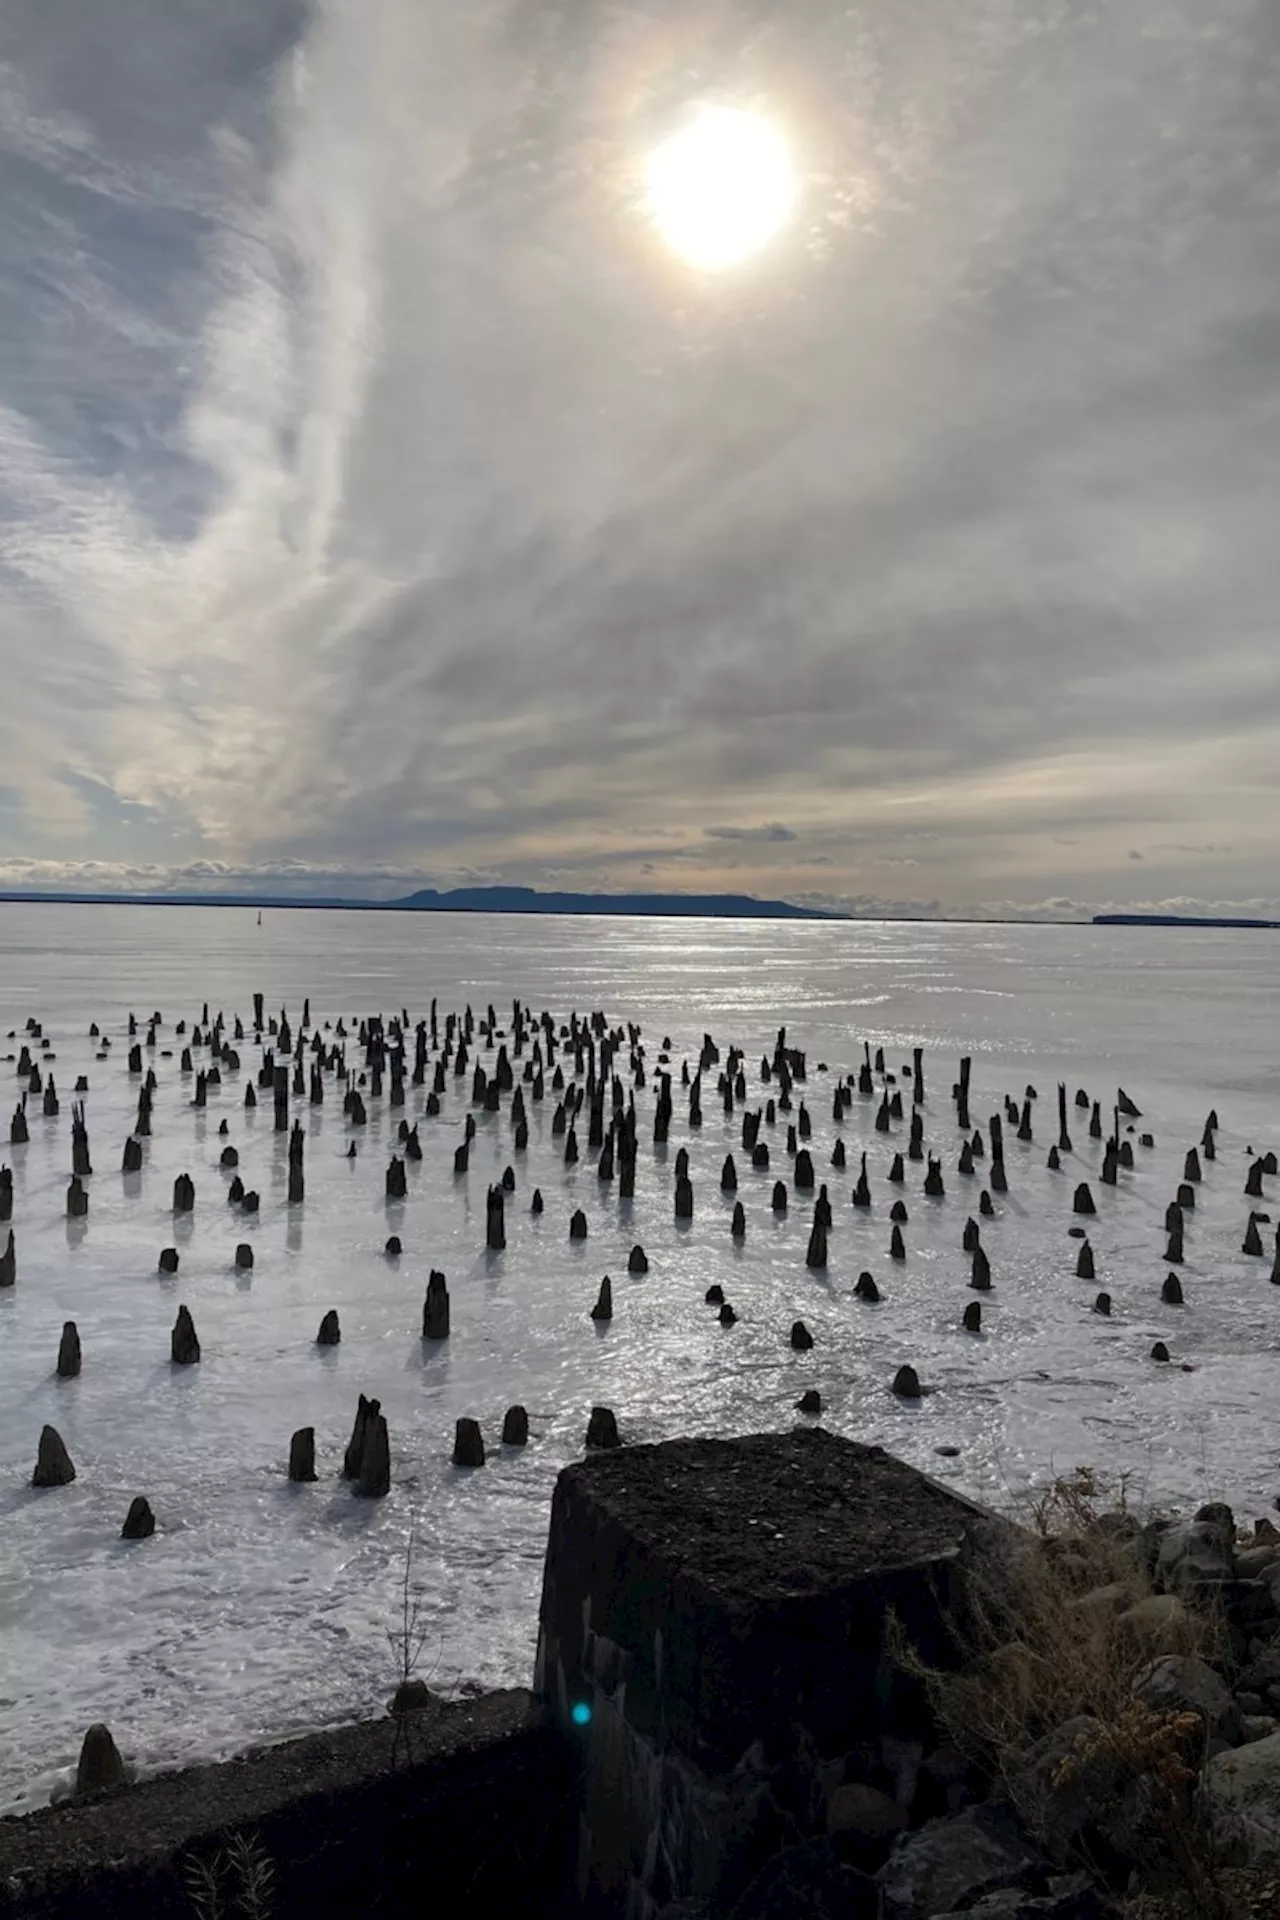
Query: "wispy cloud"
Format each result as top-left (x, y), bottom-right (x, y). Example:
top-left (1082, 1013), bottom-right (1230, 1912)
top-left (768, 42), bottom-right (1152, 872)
top-left (2, 0), bottom-right (1278, 913)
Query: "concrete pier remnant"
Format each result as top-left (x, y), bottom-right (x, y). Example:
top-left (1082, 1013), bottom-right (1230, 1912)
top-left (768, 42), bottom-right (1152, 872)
top-left (533, 1427), bottom-right (1010, 1920)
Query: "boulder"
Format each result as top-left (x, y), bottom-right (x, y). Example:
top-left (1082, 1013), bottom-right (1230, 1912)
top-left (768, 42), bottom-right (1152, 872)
top-left (727, 1837), bottom-right (877, 1919)
top-left (827, 1780), bottom-right (909, 1848)
top-left (1010, 1714), bottom-right (1166, 1870)
top-left (1155, 1517), bottom-right (1235, 1594)
top-left (389, 1680), bottom-right (437, 1717)
top-left (875, 1804), bottom-right (1050, 1920)
top-left (930, 1880), bottom-right (1109, 1920)
top-left (1132, 1653), bottom-right (1242, 1746)
top-left (1114, 1593), bottom-right (1193, 1659)
top-left (74, 1724), bottom-right (127, 1799)
top-left (1202, 1729), bottom-right (1280, 1868)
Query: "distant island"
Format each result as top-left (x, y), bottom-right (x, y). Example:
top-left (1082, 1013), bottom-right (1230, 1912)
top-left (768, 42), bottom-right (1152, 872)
top-left (1092, 913), bottom-right (1280, 929)
top-left (0, 884), bottom-right (842, 921)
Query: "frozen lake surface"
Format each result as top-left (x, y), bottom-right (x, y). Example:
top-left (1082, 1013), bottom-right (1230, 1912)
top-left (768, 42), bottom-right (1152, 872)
top-left (0, 903), bottom-right (1277, 1814)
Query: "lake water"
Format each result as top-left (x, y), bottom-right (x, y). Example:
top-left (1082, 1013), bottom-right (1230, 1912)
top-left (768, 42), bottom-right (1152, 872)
top-left (0, 903), bottom-right (1277, 1814)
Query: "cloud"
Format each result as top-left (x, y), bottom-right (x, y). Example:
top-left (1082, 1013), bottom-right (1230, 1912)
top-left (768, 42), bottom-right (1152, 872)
top-left (0, 0), bottom-right (1277, 910)
top-left (703, 824), bottom-right (797, 842)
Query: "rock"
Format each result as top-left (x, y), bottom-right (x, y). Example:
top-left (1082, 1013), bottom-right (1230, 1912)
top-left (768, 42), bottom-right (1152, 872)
top-left (1115, 1593), bottom-right (1192, 1658)
top-left (875, 1803), bottom-right (1050, 1920)
top-left (288, 1427), bottom-right (317, 1481)
top-left (855, 1272), bottom-right (881, 1302)
top-left (727, 1837), bottom-right (877, 1919)
top-left (389, 1679), bottom-right (437, 1716)
top-left (56, 1321), bottom-right (81, 1378)
top-left (316, 1309), bottom-right (340, 1345)
top-left (1132, 1653), bottom-right (1242, 1745)
top-left (74, 1725), bottom-right (127, 1799)
top-left (1202, 1730), bottom-right (1280, 1867)
top-left (827, 1780), bottom-right (909, 1845)
top-left (453, 1416), bottom-right (484, 1467)
top-left (1236, 1544), bottom-right (1280, 1580)
top-left (930, 1881), bottom-right (1109, 1920)
top-left (1156, 1517), bottom-right (1235, 1594)
top-left (33, 1424), bottom-right (75, 1487)
top-left (121, 1496), bottom-right (155, 1540)
top-left (502, 1405), bottom-right (529, 1445)
top-left (1011, 1713), bottom-right (1183, 1869)
top-left (796, 1389), bottom-right (822, 1414)
top-left (1241, 1715), bottom-right (1279, 1743)
top-left (170, 1305), bottom-right (200, 1364)
top-left (892, 1365), bottom-right (921, 1400)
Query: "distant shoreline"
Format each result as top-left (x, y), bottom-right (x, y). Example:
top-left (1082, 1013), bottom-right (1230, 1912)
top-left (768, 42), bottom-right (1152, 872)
top-left (0, 892), bottom-right (1269, 928)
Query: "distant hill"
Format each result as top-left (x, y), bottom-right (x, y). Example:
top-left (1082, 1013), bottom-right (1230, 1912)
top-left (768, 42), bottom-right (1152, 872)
top-left (394, 886), bottom-right (838, 920)
top-left (1093, 913), bottom-right (1280, 929)
top-left (0, 885), bottom-right (841, 921)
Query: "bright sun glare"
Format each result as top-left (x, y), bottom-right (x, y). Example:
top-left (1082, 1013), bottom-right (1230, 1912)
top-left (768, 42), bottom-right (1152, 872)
top-left (644, 106), bottom-right (796, 271)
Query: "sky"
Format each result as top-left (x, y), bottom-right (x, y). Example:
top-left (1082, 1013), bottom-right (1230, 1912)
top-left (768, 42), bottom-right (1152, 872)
top-left (1, 0), bottom-right (1278, 922)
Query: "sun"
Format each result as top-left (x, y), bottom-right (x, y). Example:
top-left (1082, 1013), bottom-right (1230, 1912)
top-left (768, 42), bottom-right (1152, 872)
top-left (644, 106), bottom-right (796, 271)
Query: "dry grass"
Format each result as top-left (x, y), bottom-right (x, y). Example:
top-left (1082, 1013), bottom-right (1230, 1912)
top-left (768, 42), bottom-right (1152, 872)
top-left (183, 1830), bottom-right (275, 1920)
top-left (888, 1467), bottom-right (1271, 1920)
